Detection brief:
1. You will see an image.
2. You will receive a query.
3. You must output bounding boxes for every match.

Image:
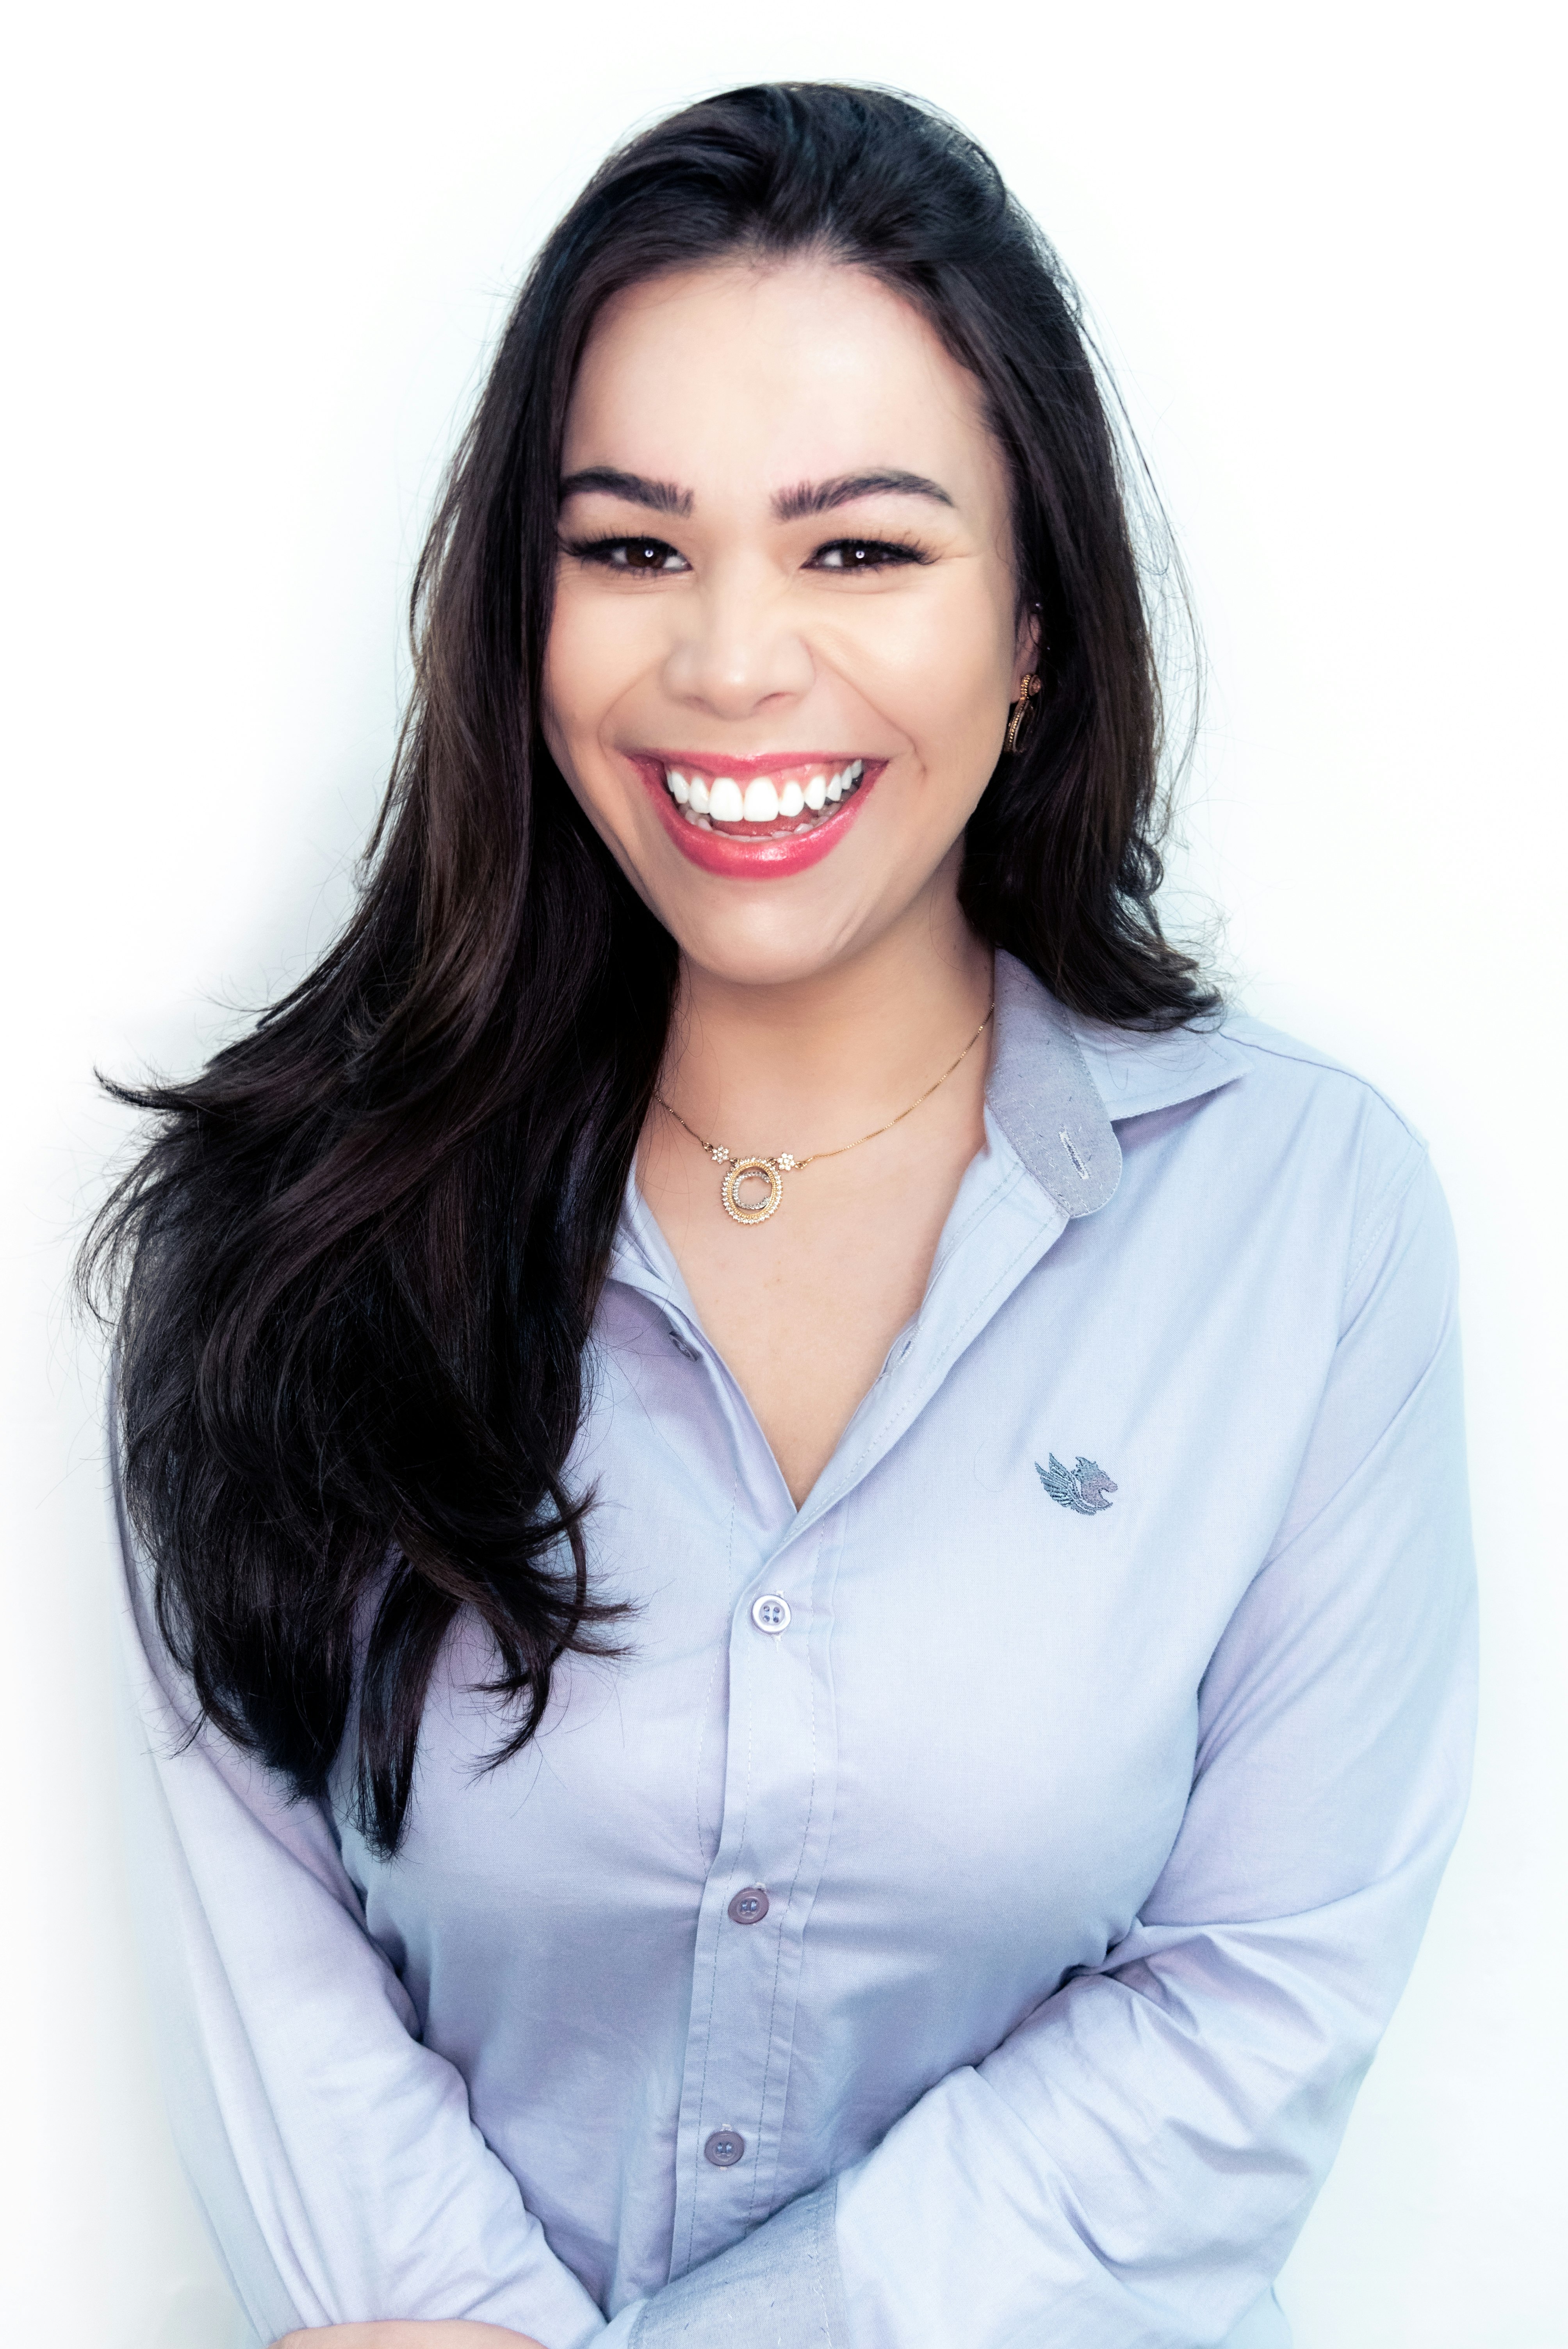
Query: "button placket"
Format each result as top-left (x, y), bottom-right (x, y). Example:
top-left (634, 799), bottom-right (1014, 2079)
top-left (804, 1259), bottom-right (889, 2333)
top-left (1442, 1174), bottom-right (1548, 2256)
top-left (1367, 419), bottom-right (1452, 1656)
top-left (614, 1080), bottom-right (1092, 2277)
top-left (666, 1518), bottom-right (844, 2274)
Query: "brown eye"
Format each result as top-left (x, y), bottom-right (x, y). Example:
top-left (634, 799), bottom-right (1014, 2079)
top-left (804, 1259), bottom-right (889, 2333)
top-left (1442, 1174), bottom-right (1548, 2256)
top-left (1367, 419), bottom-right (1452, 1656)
top-left (563, 533), bottom-right (690, 574)
top-left (809, 538), bottom-right (927, 572)
top-left (621, 539), bottom-right (677, 572)
top-left (602, 536), bottom-right (688, 574)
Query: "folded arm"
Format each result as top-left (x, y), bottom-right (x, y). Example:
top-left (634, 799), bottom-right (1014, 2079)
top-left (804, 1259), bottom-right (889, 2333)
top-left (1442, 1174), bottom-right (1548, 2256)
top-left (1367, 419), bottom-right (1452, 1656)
top-left (273, 2328), bottom-right (545, 2349)
top-left (113, 1468), bottom-right (610, 2349)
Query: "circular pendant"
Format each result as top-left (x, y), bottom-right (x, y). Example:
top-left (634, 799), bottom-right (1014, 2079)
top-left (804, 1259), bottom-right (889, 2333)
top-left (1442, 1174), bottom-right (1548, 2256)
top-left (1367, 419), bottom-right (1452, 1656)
top-left (721, 1156), bottom-right (784, 1226)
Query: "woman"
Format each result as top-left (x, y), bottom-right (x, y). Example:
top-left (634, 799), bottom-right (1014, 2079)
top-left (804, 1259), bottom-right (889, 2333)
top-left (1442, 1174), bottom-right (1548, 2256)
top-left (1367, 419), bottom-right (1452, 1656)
top-left (93, 83), bottom-right (1475, 2349)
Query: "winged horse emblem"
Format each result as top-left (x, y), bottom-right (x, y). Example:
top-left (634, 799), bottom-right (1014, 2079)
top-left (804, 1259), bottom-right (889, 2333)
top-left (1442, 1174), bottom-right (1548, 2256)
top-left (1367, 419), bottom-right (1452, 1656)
top-left (1035, 1454), bottom-right (1118, 1515)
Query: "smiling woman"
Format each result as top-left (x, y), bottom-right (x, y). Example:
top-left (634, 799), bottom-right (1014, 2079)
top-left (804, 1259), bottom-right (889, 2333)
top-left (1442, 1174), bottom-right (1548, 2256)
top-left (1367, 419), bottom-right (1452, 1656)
top-left (85, 82), bottom-right (1473, 2349)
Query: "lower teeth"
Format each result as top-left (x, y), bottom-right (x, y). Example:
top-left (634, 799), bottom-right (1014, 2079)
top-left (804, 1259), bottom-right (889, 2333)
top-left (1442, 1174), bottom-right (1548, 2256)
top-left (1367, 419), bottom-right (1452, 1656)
top-left (679, 810), bottom-right (819, 833)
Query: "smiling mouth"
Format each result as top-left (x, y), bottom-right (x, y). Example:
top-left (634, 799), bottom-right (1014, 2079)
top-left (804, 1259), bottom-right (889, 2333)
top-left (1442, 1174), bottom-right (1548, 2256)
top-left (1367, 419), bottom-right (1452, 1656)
top-left (661, 759), bottom-right (866, 840)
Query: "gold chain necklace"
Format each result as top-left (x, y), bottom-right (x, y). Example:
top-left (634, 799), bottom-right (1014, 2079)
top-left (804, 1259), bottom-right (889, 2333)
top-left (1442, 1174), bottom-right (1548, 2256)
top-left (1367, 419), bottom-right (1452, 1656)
top-left (657, 998), bottom-right (995, 1227)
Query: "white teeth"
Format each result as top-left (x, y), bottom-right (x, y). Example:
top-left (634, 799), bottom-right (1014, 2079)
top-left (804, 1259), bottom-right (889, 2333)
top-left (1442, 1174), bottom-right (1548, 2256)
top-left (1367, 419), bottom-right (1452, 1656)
top-left (668, 762), bottom-right (866, 831)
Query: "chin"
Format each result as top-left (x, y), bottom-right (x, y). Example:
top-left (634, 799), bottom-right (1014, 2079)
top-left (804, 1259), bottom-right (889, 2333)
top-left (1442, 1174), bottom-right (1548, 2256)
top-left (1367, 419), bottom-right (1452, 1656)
top-left (661, 890), bottom-right (884, 993)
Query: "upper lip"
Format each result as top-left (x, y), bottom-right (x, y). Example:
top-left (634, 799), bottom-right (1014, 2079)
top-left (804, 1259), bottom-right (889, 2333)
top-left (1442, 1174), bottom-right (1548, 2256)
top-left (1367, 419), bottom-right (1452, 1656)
top-left (637, 749), bottom-right (872, 777)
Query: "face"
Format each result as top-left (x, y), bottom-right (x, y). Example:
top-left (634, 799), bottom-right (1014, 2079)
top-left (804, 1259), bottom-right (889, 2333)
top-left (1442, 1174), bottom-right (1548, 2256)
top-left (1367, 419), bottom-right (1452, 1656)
top-left (542, 255), bottom-right (1033, 991)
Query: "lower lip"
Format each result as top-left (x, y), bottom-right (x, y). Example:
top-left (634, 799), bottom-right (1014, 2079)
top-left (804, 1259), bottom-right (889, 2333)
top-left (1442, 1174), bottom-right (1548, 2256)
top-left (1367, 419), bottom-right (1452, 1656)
top-left (630, 757), bottom-right (883, 879)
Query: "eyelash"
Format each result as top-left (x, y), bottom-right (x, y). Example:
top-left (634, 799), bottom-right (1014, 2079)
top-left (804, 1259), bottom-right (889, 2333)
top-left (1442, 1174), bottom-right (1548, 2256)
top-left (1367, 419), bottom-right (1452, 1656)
top-left (561, 535), bottom-right (932, 575)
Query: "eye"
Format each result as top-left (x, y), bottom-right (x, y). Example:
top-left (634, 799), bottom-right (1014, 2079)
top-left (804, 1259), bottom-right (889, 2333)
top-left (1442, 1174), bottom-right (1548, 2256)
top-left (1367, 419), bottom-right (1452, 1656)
top-left (566, 535), bottom-right (690, 575)
top-left (807, 538), bottom-right (930, 573)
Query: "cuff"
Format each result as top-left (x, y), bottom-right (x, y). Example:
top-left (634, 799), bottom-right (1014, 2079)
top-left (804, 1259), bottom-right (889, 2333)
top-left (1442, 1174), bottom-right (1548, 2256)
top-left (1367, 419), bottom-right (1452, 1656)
top-left (628, 2179), bottom-right (846, 2349)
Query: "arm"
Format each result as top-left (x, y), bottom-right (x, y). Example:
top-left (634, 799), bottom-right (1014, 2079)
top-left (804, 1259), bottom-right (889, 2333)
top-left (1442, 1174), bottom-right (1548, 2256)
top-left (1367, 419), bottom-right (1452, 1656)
top-left (112, 1460), bottom-right (609, 2349)
top-left (274, 2331), bottom-right (546, 2349)
top-left (611, 1149), bottom-right (1477, 2349)
top-left (275, 2332), bottom-right (545, 2349)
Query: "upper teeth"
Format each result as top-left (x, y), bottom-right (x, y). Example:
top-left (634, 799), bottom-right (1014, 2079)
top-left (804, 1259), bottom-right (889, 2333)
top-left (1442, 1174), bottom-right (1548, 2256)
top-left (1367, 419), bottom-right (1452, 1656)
top-left (665, 761), bottom-right (863, 825)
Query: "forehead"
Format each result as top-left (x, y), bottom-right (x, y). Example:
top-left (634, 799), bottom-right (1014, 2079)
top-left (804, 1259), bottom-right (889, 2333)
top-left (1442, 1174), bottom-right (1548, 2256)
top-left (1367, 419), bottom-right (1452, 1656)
top-left (563, 256), bottom-right (1002, 508)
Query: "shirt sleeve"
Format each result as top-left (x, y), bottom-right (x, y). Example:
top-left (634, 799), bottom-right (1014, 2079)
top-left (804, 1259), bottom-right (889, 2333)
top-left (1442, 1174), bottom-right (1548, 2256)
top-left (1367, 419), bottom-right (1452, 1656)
top-left (110, 1446), bottom-right (610, 2349)
top-left (610, 1143), bottom-right (1478, 2349)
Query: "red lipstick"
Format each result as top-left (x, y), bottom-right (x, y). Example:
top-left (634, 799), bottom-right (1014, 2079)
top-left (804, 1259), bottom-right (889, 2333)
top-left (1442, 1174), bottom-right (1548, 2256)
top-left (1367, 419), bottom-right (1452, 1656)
top-left (628, 752), bottom-right (884, 879)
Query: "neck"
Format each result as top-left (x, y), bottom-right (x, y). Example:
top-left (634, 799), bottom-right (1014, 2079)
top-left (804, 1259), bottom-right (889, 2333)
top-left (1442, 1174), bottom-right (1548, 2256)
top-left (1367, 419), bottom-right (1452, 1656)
top-left (661, 872), bottom-right (994, 1154)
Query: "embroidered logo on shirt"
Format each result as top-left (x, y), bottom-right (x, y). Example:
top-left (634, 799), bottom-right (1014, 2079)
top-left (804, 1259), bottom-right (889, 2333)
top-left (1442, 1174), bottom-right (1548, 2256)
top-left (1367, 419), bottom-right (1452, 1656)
top-left (1036, 1454), bottom-right (1118, 1515)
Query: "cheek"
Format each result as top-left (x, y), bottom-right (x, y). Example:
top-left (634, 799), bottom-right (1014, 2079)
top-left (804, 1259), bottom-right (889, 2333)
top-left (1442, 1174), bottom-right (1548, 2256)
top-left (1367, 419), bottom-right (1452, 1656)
top-left (540, 592), bottom-right (602, 746)
top-left (542, 584), bottom-right (653, 756)
top-left (827, 578), bottom-right (1016, 760)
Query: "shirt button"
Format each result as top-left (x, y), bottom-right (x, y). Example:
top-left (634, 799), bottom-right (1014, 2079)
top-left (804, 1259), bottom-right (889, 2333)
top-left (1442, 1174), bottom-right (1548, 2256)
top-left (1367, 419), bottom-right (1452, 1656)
top-left (704, 2128), bottom-right (745, 2167)
top-left (727, 1886), bottom-right (770, 1925)
top-left (750, 1593), bottom-right (791, 1635)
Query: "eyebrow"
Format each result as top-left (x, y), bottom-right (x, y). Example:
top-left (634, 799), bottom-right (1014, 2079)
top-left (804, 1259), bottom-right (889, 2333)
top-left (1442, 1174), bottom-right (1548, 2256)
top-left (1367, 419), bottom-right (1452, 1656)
top-left (771, 471), bottom-right (955, 520)
top-left (558, 467), bottom-right (693, 517)
top-left (556, 466), bottom-right (955, 523)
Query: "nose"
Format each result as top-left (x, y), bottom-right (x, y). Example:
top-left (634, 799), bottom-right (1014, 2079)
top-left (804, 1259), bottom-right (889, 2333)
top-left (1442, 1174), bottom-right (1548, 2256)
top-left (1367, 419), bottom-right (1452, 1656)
top-left (661, 561), bottom-right (814, 720)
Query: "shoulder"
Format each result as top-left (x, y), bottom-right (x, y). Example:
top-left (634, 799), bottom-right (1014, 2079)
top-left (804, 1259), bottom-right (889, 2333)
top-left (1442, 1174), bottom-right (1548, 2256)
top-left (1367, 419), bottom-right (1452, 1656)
top-left (1218, 1016), bottom-right (1436, 1272)
top-left (1069, 1000), bottom-right (1419, 1139)
top-left (1066, 1001), bottom-right (1436, 1270)
top-left (1213, 1012), bottom-right (1423, 1135)
top-left (1211, 1011), bottom-right (1425, 1198)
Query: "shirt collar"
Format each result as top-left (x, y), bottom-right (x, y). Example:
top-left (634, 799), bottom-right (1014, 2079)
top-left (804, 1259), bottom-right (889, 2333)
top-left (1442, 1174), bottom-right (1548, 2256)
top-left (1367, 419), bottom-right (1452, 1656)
top-left (614, 1161), bottom-right (696, 1305)
top-left (985, 951), bottom-right (1121, 1219)
top-left (987, 950), bottom-right (1248, 1217)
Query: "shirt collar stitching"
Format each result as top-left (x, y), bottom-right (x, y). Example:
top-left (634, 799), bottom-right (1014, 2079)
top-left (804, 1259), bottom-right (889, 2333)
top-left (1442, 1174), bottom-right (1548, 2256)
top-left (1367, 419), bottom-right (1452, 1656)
top-left (1065, 1011), bottom-right (1250, 1126)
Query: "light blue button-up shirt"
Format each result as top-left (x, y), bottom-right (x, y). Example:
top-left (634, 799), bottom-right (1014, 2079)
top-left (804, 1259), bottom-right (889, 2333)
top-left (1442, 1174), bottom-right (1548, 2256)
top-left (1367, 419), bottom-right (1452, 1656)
top-left (115, 953), bottom-right (1475, 2349)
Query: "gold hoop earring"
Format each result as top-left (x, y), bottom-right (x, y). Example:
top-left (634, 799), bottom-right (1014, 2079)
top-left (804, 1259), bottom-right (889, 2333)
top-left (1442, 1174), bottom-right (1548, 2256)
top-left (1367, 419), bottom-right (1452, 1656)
top-left (1005, 674), bottom-right (1041, 754)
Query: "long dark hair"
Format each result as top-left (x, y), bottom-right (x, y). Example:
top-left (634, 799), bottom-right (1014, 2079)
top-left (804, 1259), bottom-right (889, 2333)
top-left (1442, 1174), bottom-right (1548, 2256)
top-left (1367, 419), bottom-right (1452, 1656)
top-left (85, 83), bottom-right (1217, 1853)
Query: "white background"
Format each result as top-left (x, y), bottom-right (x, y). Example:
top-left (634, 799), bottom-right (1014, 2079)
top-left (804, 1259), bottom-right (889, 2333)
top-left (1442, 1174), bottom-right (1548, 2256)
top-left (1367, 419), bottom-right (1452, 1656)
top-left (2, 4), bottom-right (1563, 2344)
